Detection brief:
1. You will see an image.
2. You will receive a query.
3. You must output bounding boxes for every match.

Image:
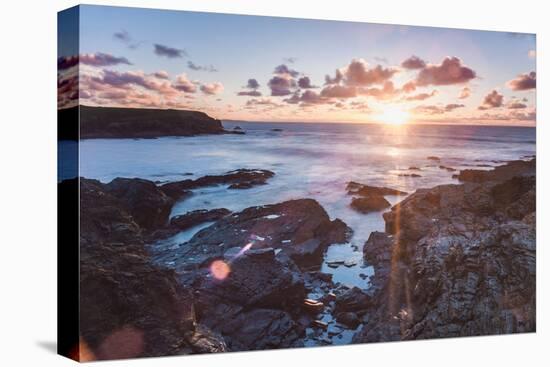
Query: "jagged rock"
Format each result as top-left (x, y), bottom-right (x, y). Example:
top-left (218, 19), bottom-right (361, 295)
top-left (353, 160), bottom-right (536, 344)
top-left (457, 159), bottom-right (535, 183)
top-left (170, 208), bottom-right (231, 230)
top-left (169, 199), bottom-right (351, 269)
top-left (105, 177), bottom-right (174, 230)
top-left (160, 169), bottom-right (275, 199)
top-left (350, 196), bottom-right (391, 214)
top-left (334, 287), bottom-right (372, 313)
top-left (336, 312), bottom-right (361, 328)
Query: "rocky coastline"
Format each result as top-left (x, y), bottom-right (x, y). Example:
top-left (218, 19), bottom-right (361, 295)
top-left (73, 158), bottom-right (536, 359)
top-left (59, 105), bottom-right (244, 139)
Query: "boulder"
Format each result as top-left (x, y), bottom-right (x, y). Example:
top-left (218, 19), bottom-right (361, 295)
top-left (350, 196), bottom-right (391, 214)
top-left (346, 182), bottom-right (407, 196)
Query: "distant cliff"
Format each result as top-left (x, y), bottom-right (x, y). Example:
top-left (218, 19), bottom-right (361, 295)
top-left (58, 105), bottom-right (238, 139)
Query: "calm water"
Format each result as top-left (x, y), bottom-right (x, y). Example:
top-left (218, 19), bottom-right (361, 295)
top-left (77, 122), bottom-right (535, 288)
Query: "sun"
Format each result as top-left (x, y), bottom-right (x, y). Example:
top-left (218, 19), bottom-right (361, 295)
top-left (376, 107), bottom-right (410, 125)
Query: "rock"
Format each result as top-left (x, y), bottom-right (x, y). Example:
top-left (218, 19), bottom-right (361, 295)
top-left (350, 196), bottom-right (391, 214)
top-left (354, 159), bottom-right (536, 344)
top-left (409, 166), bottom-right (421, 171)
top-left (105, 177), bottom-right (174, 230)
top-left (398, 173), bottom-right (422, 178)
top-left (303, 299), bottom-right (325, 314)
top-left (170, 208), bottom-right (231, 230)
top-left (334, 287), bottom-right (372, 313)
top-left (169, 199), bottom-right (351, 269)
top-left (233, 126), bottom-right (243, 130)
top-left (312, 320), bottom-right (328, 330)
top-left (457, 159), bottom-right (535, 183)
top-left (346, 182), bottom-right (407, 196)
top-left (427, 156), bottom-right (441, 161)
top-left (75, 105), bottom-right (231, 139)
top-left (336, 312), bottom-right (361, 328)
top-left (439, 165), bottom-right (457, 172)
top-left (160, 168), bottom-right (275, 199)
top-left (271, 128), bottom-right (283, 132)
top-left (77, 178), bottom-right (208, 359)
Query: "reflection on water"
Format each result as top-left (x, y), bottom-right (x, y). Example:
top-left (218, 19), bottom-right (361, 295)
top-left (80, 122), bottom-right (535, 288)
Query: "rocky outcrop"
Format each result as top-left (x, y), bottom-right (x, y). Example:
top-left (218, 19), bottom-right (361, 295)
top-left (346, 182), bottom-right (407, 196)
top-left (354, 159), bottom-right (536, 343)
top-left (350, 196), bottom-right (391, 213)
top-left (346, 182), bottom-right (407, 214)
top-left (75, 105), bottom-right (238, 139)
top-left (161, 199), bottom-right (351, 270)
top-left (78, 178), bottom-right (225, 360)
top-left (170, 208), bottom-right (231, 231)
top-left (457, 158), bottom-right (535, 183)
top-left (160, 169), bottom-right (275, 199)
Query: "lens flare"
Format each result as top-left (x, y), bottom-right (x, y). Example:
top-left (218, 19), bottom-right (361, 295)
top-left (210, 260), bottom-right (231, 280)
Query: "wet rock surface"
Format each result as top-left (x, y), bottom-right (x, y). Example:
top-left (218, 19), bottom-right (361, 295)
top-left (162, 198), bottom-right (351, 270)
top-left (354, 159), bottom-right (536, 343)
top-left (346, 182), bottom-right (407, 215)
top-left (350, 196), bottom-right (391, 214)
top-left (160, 168), bottom-right (275, 199)
top-left (78, 178), bottom-right (224, 360)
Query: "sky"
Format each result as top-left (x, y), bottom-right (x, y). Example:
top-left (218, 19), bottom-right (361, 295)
top-left (58, 5), bottom-right (536, 126)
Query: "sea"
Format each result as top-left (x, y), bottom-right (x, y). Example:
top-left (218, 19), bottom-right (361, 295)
top-left (73, 121), bottom-right (536, 290)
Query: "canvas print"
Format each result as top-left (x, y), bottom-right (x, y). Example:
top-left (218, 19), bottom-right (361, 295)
top-left (58, 5), bottom-right (536, 361)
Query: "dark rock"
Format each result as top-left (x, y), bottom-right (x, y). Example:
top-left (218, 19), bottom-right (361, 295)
top-left (76, 105), bottom-right (232, 139)
top-left (409, 166), bottom-right (421, 171)
top-left (78, 178), bottom-right (216, 359)
top-left (170, 208), bottom-right (231, 231)
top-left (104, 178), bottom-right (174, 231)
top-left (350, 196), bottom-right (391, 214)
top-left (354, 159), bottom-right (536, 343)
top-left (439, 165), bottom-right (457, 172)
top-left (335, 287), bottom-right (372, 313)
top-left (271, 128), bottom-right (283, 132)
top-left (346, 182), bottom-right (408, 196)
top-left (336, 312), bottom-right (361, 328)
top-left (398, 173), bottom-right (422, 178)
top-left (169, 199), bottom-right (351, 269)
top-left (457, 159), bottom-right (535, 183)
top-left (160, 168), bottom-right (275, 199)
top-left (427, 156), bottom-right (441, 161)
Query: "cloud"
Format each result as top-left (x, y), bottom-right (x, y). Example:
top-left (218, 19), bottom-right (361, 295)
top-left (298, 76), bottom-right (317, 89)
top-left (187, 61), bottom-right (218, 72)
top-left (416, 57), bottom-right (476, 86)
top-left (374, 56), bottom-right (388, 64)
top-left (246, 78), bottom-right (260, 90)
top-left (401, 55), bottom-right (426, 70)
top-left (360, 81), bottom-right (400, 100)
top-left (325, 69), bottom-right (344, 85)
top-left (154, 44), bottom-right (187, 58)
top-left (268, 75), bottom-right (296, 96)
top-left (284, 90), bottom-right (326, 106)
top-left (402, 81), bottom-right (416, 93)
top-left (507, 101), bottom-right (527, 109)
top-left (412, 103), bottom-right (464, 115)
top-left (405, 90), bottom-right (437, 101)
top-left (274, 64), bottom-right (300, 78)
top-left (237, 78), bottom-right (262, 96)
top-left (507, 72), bottom-right (536, 91)
top-left (283, 57), bottom-right (297, 64)
top-left (113, 30), bottom-right (141, 49)
top-left (445, 103), bottom-right (465, 112)
top-left (320, 85), bottom-right (357, 98)
top-left (245, 98), bottom-right (282, 109)
top-left (57, 55), bottom-right (79, 70)
top-left (152, 71), bottom-right (169, 79)
top-left (237, 90), bottom-right (262, 97)
top-left (200, 82), bottom-right (224, 95)
top-left (479, 90), bottom-right (504, 109)
top-left (459, 87), bottom-right (471, 99)
top-left (344, 59), bottom-right (397, 86)
top-left (173, 73), bottom-right (197, 93)
top-left (58, 53), bottom-right (132, 70)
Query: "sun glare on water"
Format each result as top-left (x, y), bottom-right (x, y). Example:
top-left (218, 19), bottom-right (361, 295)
top-left (376, 107), bottom-right (410, 126)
